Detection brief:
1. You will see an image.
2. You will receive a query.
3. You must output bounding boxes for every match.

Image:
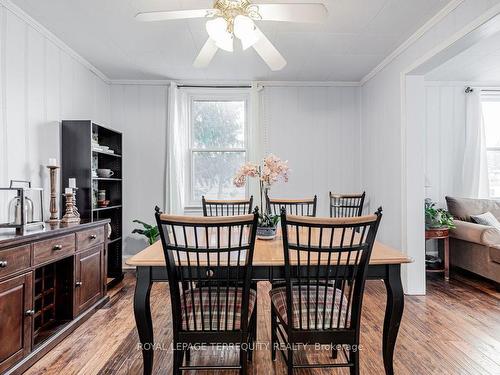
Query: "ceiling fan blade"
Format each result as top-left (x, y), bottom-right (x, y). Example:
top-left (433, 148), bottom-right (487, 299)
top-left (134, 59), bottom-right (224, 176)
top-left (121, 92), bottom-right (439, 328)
top-left (256, 3), bottom-right (327, 23)
top-left (193, 38), bottom-right (218, 68)
top-left (136, 9), bottom-right (213, 22)
top-left (252, 27), bottom-right (286, 71)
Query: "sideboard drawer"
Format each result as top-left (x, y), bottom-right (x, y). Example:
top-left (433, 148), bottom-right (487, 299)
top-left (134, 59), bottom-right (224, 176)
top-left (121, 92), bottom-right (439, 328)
top-left (0, 245), bottom-right (31, 279)
top-left (33, 234), bottom-right (75, 265)
top-left (76, 227), bottom-right (105, 251)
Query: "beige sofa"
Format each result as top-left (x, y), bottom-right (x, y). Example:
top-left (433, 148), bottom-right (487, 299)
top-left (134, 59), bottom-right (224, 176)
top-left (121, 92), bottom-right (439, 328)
top-left (445, 196), bottom-right (500, 284)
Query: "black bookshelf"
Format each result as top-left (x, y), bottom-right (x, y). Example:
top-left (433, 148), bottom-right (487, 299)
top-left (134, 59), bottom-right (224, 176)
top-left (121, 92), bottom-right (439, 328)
top-left (61, 120), bottom-right (123, 285)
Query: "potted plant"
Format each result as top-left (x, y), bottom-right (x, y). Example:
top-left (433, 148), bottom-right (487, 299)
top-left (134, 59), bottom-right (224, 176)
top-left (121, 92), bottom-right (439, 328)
top-left (424, 199), bottom-right (455, 229)
top-left (233, 154), bottom-right (290, 239)
top-left (132, 219), bottom-right (160, 245)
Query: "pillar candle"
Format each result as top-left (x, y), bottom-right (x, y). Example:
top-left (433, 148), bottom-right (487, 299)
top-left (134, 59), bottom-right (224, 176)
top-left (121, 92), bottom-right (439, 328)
top-left (68, 178), bottom-right (76, 188)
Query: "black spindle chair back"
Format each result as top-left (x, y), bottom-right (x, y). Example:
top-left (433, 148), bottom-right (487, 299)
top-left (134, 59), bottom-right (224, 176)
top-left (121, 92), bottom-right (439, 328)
top-left (329, 192), bottom-right (366, 218)
top-left (266, 194), bottom-right (317, 217)
top-left (202, 196), bottom-right (254, 217)
top-left (155, 208), bottom-right (259, 373)
top-left (270, 208), bottom-right (382, 373)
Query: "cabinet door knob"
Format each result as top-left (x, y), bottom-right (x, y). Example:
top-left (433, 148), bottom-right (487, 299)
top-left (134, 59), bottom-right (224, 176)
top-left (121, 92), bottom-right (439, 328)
top-left (25, 309), bottom-right (35, 316)
top-left (75, 281), bottom-right (83, 287)
top-left (0, 260), bottom-right (7, 268)
top-left (52, 244), bottom-right (63, 250)
top-left (89, 234), bottom-right (97, 240)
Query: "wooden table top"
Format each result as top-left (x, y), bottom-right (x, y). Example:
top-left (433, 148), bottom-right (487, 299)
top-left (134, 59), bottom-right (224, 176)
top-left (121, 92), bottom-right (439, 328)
top-left (126, 233), bottom-right (412, 267)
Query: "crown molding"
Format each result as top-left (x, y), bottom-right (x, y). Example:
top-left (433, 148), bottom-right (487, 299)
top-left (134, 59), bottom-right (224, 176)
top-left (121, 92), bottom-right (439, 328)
top-left (0, 0), bottom-right (110, 83)
top-left (110, 79), bottom-right (172, 86)
top-left (109, 79), bottom-right (361, 87)
top-left (360, 0), bottom-right (465, 86)
top-left (424, 80), bottom-right (500, 87)
top-left (256, 81), bottom-right (360, 87)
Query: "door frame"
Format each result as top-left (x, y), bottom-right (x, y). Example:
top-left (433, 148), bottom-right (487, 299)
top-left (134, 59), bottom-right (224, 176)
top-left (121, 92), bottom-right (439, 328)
top-left (400, 5), bottom-right (500, 294)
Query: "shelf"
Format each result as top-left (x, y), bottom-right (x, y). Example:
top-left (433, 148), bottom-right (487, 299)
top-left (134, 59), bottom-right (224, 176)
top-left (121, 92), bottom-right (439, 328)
top-left (63, 120), bottom-right (123, 283)
top-left (92, 177), bottom-right (122, 181)
top-left (92, 149), bottom-right (122, 158)
top-left (92, 205), bottom-right (122, 212)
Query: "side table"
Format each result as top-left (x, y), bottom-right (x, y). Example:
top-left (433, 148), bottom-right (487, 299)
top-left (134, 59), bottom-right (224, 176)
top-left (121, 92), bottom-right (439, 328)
top-left (425, 228), bottom-right (450, 280)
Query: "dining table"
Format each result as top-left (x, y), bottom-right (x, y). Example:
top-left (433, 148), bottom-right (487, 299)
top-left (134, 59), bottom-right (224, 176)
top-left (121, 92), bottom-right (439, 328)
top-left (127, 232), bottom-right (412, 375)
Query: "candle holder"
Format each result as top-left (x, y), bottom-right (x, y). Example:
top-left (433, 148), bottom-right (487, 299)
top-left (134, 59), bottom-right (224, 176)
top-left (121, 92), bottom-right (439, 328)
top-left (71, 187), bottom-right (81, 219)
top-left (61, 192), bottom-right (80, 224)
top-left (47, 165), bottom-right (60, 224)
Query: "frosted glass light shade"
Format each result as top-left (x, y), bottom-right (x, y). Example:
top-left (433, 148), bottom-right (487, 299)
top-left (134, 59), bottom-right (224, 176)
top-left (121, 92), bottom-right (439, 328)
top-left (206, 17), bottom-right (233, 52)
top-left (234, 15), bottom-right (258, 50)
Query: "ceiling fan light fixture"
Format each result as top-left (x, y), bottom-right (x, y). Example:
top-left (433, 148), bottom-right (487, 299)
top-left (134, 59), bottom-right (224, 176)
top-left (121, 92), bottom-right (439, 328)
top-left (234, 15), bottom-right (258, 50)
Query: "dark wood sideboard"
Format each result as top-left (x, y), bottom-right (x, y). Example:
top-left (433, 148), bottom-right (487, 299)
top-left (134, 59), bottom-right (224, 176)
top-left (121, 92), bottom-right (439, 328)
top-left (0, 220), bottom-right (110, 374)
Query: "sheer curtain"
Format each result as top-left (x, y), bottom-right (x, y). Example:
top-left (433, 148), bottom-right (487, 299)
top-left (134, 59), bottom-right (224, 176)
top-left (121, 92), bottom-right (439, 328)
top-left (247, 82), bottom-right (264, 203)
top-left (462, 89), bottom-right (490, 198)
top-left (166, 82), bottom-right (189, 214)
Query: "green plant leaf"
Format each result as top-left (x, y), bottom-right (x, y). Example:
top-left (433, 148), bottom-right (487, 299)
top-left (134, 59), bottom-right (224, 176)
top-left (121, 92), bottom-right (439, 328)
top-left (133, 219), bottom-right (152, 229)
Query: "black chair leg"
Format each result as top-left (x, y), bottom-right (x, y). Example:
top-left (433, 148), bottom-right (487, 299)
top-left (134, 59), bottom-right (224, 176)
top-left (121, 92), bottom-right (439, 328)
top-left (271, 308), bottom-right (277, 361)
top-left (240, 346), bottom-right (248, 375)
top-left (331, 346), bottom-right (338, 359)
top-left (248, 320), bottom-right (254, 362)
top-left (173, 345), bottom-right (183, 375)
top-left (287, 345), bottom-right (294, 375)
top-left (350, 349), bottom-right (359, 375)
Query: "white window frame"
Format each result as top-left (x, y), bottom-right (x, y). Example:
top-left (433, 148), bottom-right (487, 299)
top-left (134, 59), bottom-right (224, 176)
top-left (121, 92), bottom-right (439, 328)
top-left (185, 89), bottom-right (251, 208)
top-left (481, 93), bottom-right (500, 198)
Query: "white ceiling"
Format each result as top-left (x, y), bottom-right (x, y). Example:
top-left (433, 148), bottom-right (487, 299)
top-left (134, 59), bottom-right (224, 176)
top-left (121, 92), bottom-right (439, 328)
top-left (426, 30), bottom-right (500, 82)
top-left (12, 0), bottom-right (452, 81)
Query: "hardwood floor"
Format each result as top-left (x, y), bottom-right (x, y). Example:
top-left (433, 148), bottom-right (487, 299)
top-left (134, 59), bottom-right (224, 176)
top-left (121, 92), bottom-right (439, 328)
top-left (24, 271), bottom-right (500, 375)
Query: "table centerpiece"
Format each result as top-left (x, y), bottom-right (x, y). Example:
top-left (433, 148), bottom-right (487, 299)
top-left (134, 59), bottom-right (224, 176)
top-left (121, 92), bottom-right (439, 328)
top-left (233, 154), bottom-right (290, 239)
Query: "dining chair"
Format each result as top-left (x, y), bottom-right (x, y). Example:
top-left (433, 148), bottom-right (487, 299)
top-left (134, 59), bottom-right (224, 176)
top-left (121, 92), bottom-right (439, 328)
top-left (329, 192), bottom-right (366, 218)
top-left (266, 194), bottom-right (317, 216)
top-left (155, 209), bottom-right (259, 374)
top-left (270, 208), bottom-right (382, 374)
top-left (202, 196), bottom-right (254, 216)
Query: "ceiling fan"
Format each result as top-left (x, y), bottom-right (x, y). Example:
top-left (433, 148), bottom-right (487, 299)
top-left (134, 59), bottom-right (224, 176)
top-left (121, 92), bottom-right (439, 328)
top-left (135, 0), bottom-right (328, 71)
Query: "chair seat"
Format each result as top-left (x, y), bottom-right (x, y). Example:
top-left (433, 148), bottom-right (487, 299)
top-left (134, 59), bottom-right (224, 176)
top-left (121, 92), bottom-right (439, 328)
top-left (270, 285), bottom-right (350, 329)
top-left (180, 287), bottom-right (256, 331)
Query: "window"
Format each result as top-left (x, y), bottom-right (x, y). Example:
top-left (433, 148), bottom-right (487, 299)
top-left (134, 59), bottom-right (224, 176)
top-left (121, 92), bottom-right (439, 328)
top-left (188, 95), bottom-right (248, 204)
top-left (482, 95), bottom-right (500, 197)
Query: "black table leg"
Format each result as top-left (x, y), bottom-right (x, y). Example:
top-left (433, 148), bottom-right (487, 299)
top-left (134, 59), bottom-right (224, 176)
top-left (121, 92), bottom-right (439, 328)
top-left (382, 264), bottom-right (404, 375)
top-left (134, 266), bottom-right (154, 375)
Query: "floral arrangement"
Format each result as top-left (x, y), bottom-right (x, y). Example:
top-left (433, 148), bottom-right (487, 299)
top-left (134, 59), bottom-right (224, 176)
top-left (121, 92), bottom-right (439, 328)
top-left (234, 154), bottom-right (290, 228)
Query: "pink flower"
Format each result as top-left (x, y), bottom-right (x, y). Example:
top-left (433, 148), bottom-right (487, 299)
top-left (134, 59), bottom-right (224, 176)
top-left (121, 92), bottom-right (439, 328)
top-left (260, 154), bottom-right (290, 186)
top-left (233, 154), bottom-right (290, 188)
top-left (233, 162), bottom-right (260, 187)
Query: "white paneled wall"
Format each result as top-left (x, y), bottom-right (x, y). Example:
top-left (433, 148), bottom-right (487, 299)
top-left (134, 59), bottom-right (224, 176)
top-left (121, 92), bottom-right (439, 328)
top-left (110, 85), bottom-right (167, 258)
top-left (424, 84), bottom-right (467, 207)
top-left (0, 4), bottom-right (110, 222)
top-left (262, 86), bottom-right (362, 216)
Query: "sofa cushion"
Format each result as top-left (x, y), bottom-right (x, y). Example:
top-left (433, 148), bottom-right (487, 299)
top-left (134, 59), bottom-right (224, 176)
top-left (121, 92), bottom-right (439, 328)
top-left (446, 196), bottom-right (500, 221)
top-left (490, 246), bottom-right (500, 264)
top-left (470, 211), bottom-right (500, 228)
top-left (450, 220), bottom-right (500, 246)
